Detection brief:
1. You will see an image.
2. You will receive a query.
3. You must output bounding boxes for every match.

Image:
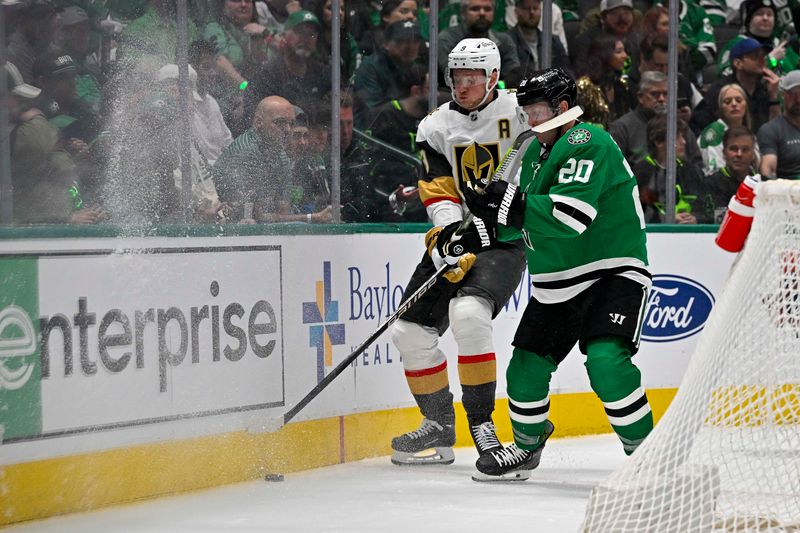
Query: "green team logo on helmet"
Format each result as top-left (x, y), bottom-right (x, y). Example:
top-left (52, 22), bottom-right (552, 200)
top-left (567, 129), bottom-right (591, 145)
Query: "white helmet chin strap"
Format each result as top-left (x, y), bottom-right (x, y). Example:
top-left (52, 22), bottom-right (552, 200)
top-left (476, 75), bottom-right (498, 108)
top-left (531, 105), bottom-right (584, 133)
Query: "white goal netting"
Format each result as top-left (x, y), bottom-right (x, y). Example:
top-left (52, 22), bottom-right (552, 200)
top-left (581, 180), bottom-right (800, 532)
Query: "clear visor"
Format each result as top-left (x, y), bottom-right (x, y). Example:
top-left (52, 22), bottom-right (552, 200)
top-left (523, 101), bottom-right (557, 122)
top-left (451, 72), bottom-right (487, 88)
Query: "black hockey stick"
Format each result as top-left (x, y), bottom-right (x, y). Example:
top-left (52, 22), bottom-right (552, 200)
top-left (245, 223), bottom-right (469, 434)
top-left (254, 129), bottom-right (538, 432)
top-left (281, 259), bottom-right (452, 426)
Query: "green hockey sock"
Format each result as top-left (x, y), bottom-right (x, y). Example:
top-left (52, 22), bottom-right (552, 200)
top-left (506, 347), bottom-right (557, 450)
top-left (585, 336), bottom-right (653, 455)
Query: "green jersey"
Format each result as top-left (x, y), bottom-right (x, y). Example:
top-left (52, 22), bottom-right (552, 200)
top-left (498, 122), bottom-right (651, 304)
top-left (656, 0), bottom-right (716, 71)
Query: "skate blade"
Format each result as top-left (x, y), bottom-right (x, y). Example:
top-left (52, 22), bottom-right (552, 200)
top-left (391, 447), bottom-right (455, 466)
top-left (471, 469), bottom-right (532, 482)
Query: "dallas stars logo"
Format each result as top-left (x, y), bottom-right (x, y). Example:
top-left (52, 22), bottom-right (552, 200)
top-left (567, 129), bottom-right (591, 145)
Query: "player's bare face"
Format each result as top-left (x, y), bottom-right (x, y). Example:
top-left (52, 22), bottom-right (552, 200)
top-left (452, 69), bottom-right (488, 110)
top-left (523, 102), bottom-right (558, 144)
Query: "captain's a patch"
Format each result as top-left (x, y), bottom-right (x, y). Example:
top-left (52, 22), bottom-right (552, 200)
top-left (567, 128), bottom-right (591, 145)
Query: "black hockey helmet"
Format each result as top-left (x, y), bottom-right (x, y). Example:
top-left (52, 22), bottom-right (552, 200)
top-left (516, 68), bottom-right (577, 110)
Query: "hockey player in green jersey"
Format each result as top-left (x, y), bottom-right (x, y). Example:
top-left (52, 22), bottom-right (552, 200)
top-left (464, 68), bottom-right (654, 482)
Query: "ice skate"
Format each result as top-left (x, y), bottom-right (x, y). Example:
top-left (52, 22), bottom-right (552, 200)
top-left (391, 418), bottom-right (456, 466)
top-left (469, 420), bottom-right (503, 457)
top-left (472, 420), bottom-right (554, 482)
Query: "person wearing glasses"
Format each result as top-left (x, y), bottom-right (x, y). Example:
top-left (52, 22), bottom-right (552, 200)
top-left (213, 95), bottom-right (333, 223)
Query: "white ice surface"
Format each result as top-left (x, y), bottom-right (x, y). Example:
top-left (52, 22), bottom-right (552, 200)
top-left (7, 434), bottom-right (624, 533)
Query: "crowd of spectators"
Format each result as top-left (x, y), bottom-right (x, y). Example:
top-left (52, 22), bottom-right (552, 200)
top-left (5, 0), bottom-right (800, 227)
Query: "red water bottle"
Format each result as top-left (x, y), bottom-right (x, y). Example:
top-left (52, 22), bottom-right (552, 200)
top-left (715, 174), bottom-right (761, 252)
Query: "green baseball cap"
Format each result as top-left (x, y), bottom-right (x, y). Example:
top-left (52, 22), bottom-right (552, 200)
top-left (285, 10), bottom-right (320, 30)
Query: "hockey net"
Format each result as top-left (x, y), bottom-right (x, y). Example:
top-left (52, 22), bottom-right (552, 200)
top-left (581, 179), bottom-right (800, 532)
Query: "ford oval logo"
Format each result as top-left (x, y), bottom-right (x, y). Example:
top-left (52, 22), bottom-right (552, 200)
top-left (641, 275), bottom-right (715, 342)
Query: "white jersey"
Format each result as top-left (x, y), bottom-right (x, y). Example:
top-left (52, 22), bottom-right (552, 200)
top-left (416, 89), bottom-right (529, 226)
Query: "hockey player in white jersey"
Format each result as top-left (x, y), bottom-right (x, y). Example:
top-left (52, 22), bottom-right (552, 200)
top-left (390, 38), bottom-right (528, 472)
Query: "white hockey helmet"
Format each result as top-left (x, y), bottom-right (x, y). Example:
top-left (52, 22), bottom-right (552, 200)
top-left (446, 38), bottom-right (501, 103)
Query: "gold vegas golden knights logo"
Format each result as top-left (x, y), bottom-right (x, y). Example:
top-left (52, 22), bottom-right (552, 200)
top-left (455, 142), bottom-right (500, 186)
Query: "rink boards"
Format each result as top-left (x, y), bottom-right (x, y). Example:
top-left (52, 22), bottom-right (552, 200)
top-left (0, 225), bottom-right (733, 524)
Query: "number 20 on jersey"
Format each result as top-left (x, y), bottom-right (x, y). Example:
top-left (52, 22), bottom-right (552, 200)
top-left (558, 158), bottom-right (594, 184)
